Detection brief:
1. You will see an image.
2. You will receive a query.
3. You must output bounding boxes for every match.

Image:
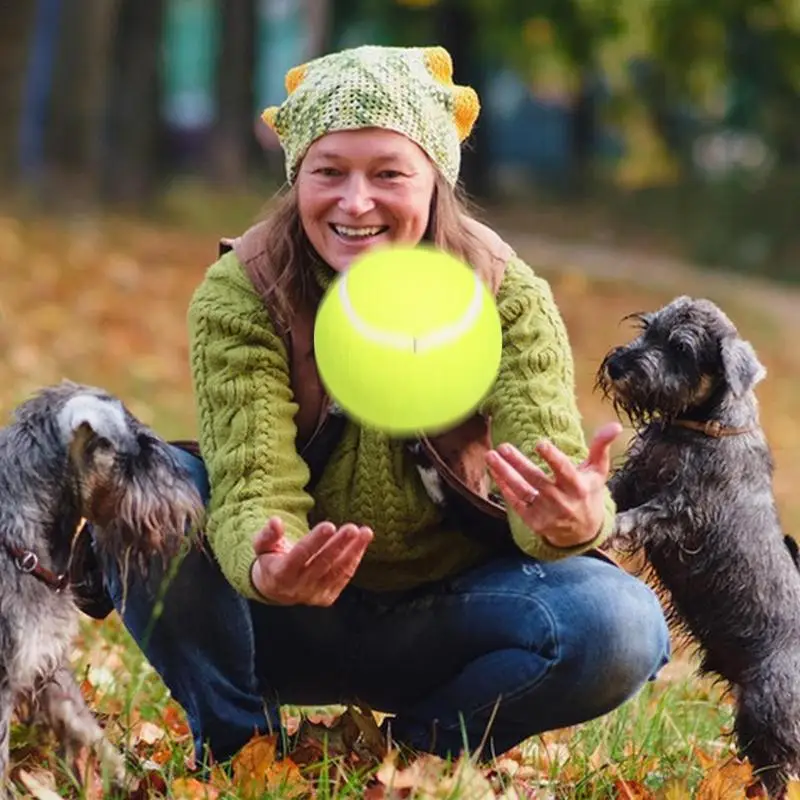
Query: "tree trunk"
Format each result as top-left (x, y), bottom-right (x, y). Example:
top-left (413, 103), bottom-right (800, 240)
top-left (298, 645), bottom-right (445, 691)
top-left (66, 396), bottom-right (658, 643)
top-left (103, 0), bottom-right (166, 206)
top-left (209, 0), bottom-right (255, 186)
top-left (433, 0), bottom-right (490, 198)
top-left (566, 68), bottom-right (597, 196)
top-left (42, 0), bottom-right (120, 207)
top-left (0, 2), bottom-right (39, 186)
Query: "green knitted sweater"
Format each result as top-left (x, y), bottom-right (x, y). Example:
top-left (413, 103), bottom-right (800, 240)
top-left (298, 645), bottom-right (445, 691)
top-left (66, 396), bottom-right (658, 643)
top-left (187, 250), bottom-right (616, 600)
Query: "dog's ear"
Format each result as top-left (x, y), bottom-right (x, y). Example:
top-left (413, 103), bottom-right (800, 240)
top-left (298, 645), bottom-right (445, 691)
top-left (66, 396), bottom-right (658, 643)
top-left (720, 337), bottom-right (766, 397)
top-left (57, 393), bottom-right (128, 445)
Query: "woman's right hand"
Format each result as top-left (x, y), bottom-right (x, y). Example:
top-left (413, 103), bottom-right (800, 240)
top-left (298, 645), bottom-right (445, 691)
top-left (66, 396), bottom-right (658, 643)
top-left (250, 517), bottom-right (374, 606)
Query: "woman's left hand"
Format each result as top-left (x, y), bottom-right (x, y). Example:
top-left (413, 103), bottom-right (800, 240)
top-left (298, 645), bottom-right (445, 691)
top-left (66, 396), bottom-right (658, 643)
top-left (486, 422), bottom-right (623, 549)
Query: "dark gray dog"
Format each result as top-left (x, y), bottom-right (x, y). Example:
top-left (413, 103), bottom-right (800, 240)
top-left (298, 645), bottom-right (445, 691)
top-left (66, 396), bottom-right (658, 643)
top-left (0, 381), bottom-right (203, 795)
top-left (597, 296), bottom-right (800, 798)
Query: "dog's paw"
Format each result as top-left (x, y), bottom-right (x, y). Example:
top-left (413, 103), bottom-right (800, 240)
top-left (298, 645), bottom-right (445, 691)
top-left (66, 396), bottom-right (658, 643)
top-left (611, 510), bottom-right (642, 551)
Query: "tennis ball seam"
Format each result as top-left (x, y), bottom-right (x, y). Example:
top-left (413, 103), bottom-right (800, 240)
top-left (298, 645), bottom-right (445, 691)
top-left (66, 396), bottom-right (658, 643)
top-left (338, 270), bottom-right (485, 355)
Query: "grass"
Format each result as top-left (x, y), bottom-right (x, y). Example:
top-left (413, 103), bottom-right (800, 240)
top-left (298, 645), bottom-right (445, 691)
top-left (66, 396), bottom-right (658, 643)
top-left (3, 201), bottom-right (800, 797)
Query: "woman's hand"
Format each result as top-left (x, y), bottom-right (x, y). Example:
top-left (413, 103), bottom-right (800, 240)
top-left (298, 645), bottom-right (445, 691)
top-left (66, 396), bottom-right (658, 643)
top-left (486, 422), bottom-right (622, 549)
top-left (251, 517), bottom-right (374, 606)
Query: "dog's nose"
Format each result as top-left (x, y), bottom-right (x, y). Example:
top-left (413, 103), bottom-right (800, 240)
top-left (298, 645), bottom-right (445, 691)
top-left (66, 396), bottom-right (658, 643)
top-left (605, 355), bottom-right (626, 380)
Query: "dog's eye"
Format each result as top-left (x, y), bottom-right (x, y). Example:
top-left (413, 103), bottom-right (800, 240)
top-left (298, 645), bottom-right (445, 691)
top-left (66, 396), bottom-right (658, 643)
top-left (90, 435), bottom-right (113, 453)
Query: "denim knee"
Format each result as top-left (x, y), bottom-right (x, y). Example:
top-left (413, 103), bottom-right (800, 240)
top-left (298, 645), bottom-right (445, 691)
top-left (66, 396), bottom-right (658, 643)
top-left (562, 570), bottom-right (670, 711)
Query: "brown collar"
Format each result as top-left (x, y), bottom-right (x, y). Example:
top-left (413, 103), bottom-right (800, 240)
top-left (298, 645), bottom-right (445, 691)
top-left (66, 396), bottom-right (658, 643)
top-left (671, 418), bottom-right (753, 438)
top-left (4, 542), bottom-right (69, 592)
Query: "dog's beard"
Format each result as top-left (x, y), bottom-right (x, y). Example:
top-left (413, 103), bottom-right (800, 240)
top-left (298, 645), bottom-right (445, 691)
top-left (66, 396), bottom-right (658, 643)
top-left (81, 454), bottom-right (204, 574)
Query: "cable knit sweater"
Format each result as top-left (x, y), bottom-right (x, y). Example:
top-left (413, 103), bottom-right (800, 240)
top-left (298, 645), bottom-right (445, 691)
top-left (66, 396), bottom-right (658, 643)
top-left (188, 250), bottom-right (616, 600)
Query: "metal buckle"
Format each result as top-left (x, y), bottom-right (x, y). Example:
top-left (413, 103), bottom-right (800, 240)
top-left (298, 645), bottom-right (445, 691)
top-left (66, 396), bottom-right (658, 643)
top-left (16, 551), bottom-right (39, 573)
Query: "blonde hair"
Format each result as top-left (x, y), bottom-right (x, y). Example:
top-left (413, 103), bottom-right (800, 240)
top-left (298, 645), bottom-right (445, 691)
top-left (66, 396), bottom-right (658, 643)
top-left (244, 173), bottom-right (489, 330)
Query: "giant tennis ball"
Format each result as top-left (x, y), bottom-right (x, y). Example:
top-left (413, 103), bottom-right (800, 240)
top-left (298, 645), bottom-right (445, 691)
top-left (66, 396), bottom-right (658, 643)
top-left (313, 244), bottom-right (502, 436)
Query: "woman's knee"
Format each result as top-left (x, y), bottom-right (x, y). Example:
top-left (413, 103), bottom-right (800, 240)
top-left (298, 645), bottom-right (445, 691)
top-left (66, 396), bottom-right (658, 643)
top-left (555, 564), bottom-right (670, 709)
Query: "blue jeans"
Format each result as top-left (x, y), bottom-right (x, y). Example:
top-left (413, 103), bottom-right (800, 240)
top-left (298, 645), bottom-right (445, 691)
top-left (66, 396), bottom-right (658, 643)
top-left (102, 446), bottom-right (670, 764)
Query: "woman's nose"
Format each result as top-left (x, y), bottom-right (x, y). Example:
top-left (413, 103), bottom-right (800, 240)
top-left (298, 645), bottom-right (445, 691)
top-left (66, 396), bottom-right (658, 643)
top-left (337, 174), bottom-right (375, 216)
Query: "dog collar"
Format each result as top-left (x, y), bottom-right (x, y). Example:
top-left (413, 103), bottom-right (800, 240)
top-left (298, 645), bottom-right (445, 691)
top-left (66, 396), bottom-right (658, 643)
top-left (670, 419), bottom-right (754, 438)
top-left (3, 542), bottom-right (69, 592)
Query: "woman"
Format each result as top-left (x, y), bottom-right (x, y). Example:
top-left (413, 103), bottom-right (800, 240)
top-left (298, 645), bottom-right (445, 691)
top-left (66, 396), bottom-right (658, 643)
top-left (103, 44), bottom-right (669, 767)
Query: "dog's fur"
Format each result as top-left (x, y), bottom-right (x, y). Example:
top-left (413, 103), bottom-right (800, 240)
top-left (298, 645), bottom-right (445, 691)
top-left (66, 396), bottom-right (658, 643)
top-left (597, 296), bottom-right (800, 798)
top-left (0, 381), bottom-right (203, 794)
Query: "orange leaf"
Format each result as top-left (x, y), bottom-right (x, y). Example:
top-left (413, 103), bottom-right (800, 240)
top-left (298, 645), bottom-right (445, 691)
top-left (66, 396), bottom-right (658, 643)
top-left (169, 777), bottom-right (221, 799)
top-left (695, 758), bottom-right (754, 799)
top-left (613, 778), bottom-right (656, 799)
top-left (231, 734), bottom-right (310, 799)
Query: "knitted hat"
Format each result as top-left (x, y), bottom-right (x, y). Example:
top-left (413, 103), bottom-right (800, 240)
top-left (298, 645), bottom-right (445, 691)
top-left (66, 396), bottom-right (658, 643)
top-left (261, 44), bottom-right (480, 186)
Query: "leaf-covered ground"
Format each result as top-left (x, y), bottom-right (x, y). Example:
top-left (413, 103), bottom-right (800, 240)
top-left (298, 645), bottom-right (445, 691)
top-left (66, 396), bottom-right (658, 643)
top-left (3, 209), bottom-right (800, 798)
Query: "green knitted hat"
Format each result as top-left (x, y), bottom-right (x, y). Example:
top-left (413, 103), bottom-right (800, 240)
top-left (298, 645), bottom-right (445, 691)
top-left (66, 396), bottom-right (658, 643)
top-left (261, 44), bottom-right (480, 186)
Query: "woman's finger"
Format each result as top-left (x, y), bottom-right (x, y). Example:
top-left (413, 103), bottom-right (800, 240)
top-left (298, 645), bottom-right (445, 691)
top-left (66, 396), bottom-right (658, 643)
top-left (487, 451), bottom-right (542, 506)
top-left (494, 444), bottom-right (554, 491)
top-left (532, 440), bottom-right (584, 494)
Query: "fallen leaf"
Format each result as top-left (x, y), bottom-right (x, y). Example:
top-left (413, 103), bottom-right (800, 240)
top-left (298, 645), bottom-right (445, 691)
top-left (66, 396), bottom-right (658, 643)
top-left (128, 718), bottom-right (166, 748)
top-left (232, 734), bottom-right (311, 799)
top-left (695, 757), bottom-right (754, 799)
top-left (785, 780), bottom-right (800, 799)
top-left (16, 768), bottom-right (62, 800)
top-left (660, 778), bottom-right (693, 799)
top-left (170, 776), bottom-right (221, 799)
top-left (614, 778), bottom-right (656, 799)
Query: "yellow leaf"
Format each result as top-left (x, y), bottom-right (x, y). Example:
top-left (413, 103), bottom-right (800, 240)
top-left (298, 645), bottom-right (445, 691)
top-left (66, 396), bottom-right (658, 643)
top-left (785, 779), bottom-right (800, 799)
top-left (660, 778), bottom-right (693, 799)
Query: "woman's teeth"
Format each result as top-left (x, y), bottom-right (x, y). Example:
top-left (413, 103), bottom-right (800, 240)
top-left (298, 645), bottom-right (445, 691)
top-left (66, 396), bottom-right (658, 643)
top-left (331, 224), bottom-right (388, 240)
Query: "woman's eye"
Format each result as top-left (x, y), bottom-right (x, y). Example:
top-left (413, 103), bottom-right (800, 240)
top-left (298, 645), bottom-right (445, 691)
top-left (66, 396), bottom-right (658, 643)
top-left (377, 170), bottom-right (403, 179)
top-left (315, 167), bottom-right (341, 177)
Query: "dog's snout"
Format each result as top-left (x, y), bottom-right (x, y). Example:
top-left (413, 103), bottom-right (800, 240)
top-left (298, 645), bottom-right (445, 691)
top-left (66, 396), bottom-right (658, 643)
top-left (604, 351), bottom-right (627, 380)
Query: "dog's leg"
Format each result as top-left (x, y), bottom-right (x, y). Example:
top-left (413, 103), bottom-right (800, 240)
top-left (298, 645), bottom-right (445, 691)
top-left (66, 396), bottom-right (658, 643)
top-left (0, 681), bottom-right (12, 799)
top-left (35, 667), bottom-right (126, 790)
top-left (612, 502), bottom-right (669, 550)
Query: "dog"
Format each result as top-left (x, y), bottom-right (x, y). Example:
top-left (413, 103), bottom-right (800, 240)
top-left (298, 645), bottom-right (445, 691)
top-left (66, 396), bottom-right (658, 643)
top-left (596, 296), bottom-right (800, 798)
top-left (0, 381), bottom-right (203, 795)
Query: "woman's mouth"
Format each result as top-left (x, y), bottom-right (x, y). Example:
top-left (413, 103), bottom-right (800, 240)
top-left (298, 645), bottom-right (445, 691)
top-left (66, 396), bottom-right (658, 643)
top-left (329, 223), bottom-right (390, 243)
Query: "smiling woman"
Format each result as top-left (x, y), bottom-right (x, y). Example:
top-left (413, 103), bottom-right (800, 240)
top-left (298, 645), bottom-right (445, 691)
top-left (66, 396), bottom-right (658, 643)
top-left (95, 43), bottom-right (670, 771)
top-left (297, 129), bottom-right (436, 271)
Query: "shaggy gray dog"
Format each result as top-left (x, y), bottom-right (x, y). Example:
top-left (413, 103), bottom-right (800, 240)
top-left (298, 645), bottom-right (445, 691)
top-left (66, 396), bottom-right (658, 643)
top-left (597, 296), bottom-right (800, 798)
top-left (0, 381), bottom-right (202, 795)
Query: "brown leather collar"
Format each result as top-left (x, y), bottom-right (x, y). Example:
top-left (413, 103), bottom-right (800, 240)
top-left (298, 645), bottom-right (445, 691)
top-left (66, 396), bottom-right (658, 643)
top-left (3, 543), bottom-right (69, 592)
top-left (671, 418), bottom-right (754, 438)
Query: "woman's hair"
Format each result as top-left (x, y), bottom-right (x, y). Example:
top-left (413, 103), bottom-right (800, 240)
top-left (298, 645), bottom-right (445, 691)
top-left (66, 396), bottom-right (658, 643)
top-left (245, 171), bottom-right (489, 330)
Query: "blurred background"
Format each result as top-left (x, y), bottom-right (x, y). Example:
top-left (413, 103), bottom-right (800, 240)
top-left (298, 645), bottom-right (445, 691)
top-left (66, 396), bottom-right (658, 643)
top-left (1, 0), bottom-right (800, 527)
top-left (1, 0), bottom-right (798, 273)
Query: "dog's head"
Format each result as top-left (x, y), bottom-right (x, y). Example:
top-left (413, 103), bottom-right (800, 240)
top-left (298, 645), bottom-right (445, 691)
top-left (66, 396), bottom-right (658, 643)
top-left (18, 381), bottom-right (204, 569)
top-left (596, 296), bottom-right (766, 425)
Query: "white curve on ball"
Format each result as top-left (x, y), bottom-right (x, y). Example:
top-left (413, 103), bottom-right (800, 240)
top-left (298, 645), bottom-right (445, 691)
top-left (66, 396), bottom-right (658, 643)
top-left (337, 271), bottom-right (485, 354)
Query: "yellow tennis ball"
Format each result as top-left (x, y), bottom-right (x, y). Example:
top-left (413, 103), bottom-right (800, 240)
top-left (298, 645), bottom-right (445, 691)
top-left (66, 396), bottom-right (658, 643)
top-left (314, 244), bottom-right (503, 436)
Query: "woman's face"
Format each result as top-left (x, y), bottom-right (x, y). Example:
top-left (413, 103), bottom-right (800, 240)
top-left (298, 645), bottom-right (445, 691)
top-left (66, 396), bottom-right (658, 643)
top-left (296, 128), bottom-right (437, 272)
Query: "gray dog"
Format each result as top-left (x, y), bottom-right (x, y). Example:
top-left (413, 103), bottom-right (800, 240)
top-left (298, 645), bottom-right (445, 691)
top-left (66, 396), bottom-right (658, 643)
top-left (596, 296), bottom-right (800, 798)
top-left (0, 381), bottom-right (203, 795)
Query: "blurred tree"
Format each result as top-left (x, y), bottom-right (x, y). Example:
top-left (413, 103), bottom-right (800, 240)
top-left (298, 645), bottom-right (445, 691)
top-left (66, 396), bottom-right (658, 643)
top-left (209, 0), bottom-right (256, 186)
top-left (102, 0), bottom-right (166, 205)
top-left (41, 0), bottom-right (119, 206)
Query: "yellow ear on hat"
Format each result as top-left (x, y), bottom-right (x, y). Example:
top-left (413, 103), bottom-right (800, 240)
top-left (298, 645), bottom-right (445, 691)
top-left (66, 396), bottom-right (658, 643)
top-left (453, 86), bottom-right (480, 141)
top-left (423, 46), bottom-right (479, 141)
top-left (261, 106), bottom-right (279, 132)
top-left (423, 46), bottom-right (454, 85)
top-left (285, 63), bottom-right (308, 94)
